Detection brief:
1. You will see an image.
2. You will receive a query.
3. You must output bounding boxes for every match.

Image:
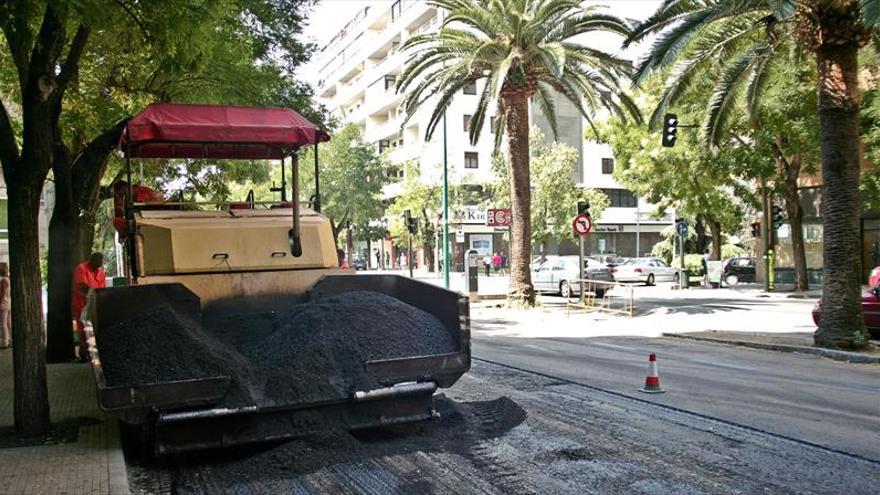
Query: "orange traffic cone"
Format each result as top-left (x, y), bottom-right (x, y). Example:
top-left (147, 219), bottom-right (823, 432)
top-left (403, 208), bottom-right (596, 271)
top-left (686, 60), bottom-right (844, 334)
top-left (639, 353), bottom-right (666, 394)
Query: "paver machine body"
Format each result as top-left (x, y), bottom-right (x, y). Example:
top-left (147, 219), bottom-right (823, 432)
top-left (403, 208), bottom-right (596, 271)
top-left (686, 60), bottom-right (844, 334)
top-left (83, 103), bottom-right (470, 455)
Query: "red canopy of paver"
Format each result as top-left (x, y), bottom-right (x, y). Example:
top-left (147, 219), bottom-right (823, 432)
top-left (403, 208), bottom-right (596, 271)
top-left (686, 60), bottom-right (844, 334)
top-left (121, 103), bottom-right (330, 159)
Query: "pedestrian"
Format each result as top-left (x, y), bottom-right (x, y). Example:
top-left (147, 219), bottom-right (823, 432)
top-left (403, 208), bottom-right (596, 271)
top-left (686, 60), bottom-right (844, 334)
top-left (0, 262), bottom-right (10, 349)
top-left (384, 251), bottom-right (390, 269)
top-left (702, 249), bottom-right (710, 287)
top-left (501, 252), bottom-right (508, 271)
top-left (72, 252), bottom-right (107, 362)
top-left (492, 252), bottom-right (502, 274)
top-left (374, 250), bottom-right (381, 270)
top-left (483, 254), bottom-right (492, 276)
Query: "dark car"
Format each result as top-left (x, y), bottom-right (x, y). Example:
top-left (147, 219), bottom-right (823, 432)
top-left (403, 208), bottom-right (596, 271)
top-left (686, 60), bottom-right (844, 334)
top-left (812, 283), bottom-right (880, 339)
top-left (351, 254), bottom-right (368, 271)
top-left (722, 257), bottom-right (756, 286)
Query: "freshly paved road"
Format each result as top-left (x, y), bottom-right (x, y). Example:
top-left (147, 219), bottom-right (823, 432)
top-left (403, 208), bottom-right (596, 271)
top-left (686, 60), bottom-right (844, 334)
top-left (471, 325), bottom-right (880, 461)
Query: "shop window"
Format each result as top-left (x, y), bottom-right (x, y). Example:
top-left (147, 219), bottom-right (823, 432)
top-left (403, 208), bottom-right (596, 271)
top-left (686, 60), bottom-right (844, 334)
top-left (464, 151), bottom-right (479, 169)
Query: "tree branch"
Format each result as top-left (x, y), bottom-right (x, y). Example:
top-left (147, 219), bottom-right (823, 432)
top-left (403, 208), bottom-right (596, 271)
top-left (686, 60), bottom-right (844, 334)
top-left (71, 119), bottom-right (127, 211)
top-left (111, 0), bottom-right (148, 39)
top-left (0, 99), bottom-right (20, 175)
top-left (54, 24), bottom-right (90, 99)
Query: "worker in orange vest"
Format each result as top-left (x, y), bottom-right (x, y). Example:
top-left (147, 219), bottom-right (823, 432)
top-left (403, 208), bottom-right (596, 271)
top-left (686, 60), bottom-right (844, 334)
top-left (71, 253), bottom-right (107, 362)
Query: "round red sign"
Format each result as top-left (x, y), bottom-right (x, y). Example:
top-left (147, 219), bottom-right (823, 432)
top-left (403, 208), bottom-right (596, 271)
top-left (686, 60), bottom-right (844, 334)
top-left (572, 214), bottom-right (592, 236)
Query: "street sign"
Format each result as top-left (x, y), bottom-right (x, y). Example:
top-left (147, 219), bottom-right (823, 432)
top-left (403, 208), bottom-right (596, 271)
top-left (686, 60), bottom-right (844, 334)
top-left (676, 221), bottom-right (688, 237)
top-left (486, 208), bottom-right (511, 227)
top-left (572, 214), bottom-right (592, 236)
top-left (455, 229), bottom-right (465, 243)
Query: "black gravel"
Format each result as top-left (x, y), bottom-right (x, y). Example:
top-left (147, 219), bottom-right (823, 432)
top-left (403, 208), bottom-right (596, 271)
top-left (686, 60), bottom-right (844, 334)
top-left (97, 291), bottom-right (457, 407)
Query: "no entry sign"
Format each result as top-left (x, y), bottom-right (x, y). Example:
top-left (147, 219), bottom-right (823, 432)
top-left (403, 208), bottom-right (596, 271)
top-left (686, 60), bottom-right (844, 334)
top-left (486, 208), bottom-right (511, 227)
top-left (572, 214), bottom-right (592, 236)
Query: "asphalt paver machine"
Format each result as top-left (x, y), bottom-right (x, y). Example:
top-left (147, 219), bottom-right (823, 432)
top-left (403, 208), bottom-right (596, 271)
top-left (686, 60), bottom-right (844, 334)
top-left (83, 103), bottom-right (470, 455)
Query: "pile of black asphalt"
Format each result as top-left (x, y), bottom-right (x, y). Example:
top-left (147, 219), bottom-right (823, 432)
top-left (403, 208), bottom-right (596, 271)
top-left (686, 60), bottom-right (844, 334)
top-left (97, 291), bottom-right (457, 407)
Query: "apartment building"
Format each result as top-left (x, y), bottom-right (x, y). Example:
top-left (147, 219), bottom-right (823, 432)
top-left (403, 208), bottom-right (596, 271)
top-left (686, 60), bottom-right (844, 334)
top-left (0, 174), bottom-right (52, 264)
top-left (315, 0), bottom-right (670, 268)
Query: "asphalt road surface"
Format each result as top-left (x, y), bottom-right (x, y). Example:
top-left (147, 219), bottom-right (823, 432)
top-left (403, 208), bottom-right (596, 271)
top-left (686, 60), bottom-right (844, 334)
top-left (471, 324), bottom-right (880, 461)
top-left (128, 360), bottom-right (878, 494)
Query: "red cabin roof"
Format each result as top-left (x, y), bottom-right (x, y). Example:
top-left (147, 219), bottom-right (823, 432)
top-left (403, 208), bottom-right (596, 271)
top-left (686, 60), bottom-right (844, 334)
top-left (121, 103), bottom-right (330, 159)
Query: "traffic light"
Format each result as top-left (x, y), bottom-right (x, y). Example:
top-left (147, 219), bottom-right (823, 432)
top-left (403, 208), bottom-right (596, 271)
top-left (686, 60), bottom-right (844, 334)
top-left (662, 113), bottom-right (678, 147)
top-left (577, 200), bottom-right (590, 218)
top-left (772, 206), bottom-right (784, 229)
top-left (403, 210), bottom-right (417, 234)
top-left (751, 222), bottom-right (761, 238)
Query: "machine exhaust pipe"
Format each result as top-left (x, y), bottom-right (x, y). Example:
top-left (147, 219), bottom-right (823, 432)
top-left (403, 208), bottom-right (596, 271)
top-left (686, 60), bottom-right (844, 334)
top-left (290, 153), bottom-right (302, 257)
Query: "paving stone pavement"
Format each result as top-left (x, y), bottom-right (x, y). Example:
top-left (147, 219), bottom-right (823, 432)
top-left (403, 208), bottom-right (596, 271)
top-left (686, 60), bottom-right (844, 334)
top-left (0, 349), bottom-right (127, 495)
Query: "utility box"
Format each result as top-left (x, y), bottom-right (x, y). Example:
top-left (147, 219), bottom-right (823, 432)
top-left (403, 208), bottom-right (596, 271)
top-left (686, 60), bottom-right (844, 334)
top-left (466, 250), bottom-right (480, 296)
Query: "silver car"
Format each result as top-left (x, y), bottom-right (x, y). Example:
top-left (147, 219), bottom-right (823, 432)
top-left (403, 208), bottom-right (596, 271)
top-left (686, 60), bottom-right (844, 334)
top-left (533, 256), bottom-right (614, 297)
top-left (611, 257), bottom-right (677, 285)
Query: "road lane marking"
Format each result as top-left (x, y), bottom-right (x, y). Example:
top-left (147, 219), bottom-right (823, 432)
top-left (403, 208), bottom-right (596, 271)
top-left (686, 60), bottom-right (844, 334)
top-left (687, 358), bottom-right (755, 371)
top-left (590, 342), bottom-right (643, 353)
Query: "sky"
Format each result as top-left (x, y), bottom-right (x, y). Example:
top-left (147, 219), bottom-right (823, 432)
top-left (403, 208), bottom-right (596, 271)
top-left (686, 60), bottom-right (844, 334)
top-left (297, 0), bottom-right (664, 86)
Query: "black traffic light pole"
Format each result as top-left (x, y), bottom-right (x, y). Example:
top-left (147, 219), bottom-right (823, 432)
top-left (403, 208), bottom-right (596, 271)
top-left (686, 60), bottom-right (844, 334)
top-left (577, 200), bottom-right (590, 304)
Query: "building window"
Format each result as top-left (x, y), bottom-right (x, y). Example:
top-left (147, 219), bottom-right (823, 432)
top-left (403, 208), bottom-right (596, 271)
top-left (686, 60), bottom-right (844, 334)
top-left (391, 0), bottom-right (404, 20)
top-left (384, 75), bottom-right (396, 91)
top-left (490, 116), bottom-right (497, 133)
top-left (602, 189), bottom-right (637, 208)
top-left (601, 158), bottom-right (614, 174)
top-left (464, 152), bottom-right (479, 169)
top-left (378, 140), bottom-right (390, 154)
top-left (463, 114), bottom-right (472, 133)
top-left (463, 81), bottom-right (477, 95)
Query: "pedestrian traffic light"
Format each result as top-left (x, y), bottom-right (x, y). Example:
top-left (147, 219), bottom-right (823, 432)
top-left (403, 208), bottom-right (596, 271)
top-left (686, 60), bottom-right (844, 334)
top-left (402, 209), bottom-right (417, 234)
top-left (772, 206), bottom-right (784, 229)
top-left (751, 222), bottom-right (761, 238)
top-left (662, 113), bottom-right (678, 147)
top-left (577, 200), bottom-right (590, 217)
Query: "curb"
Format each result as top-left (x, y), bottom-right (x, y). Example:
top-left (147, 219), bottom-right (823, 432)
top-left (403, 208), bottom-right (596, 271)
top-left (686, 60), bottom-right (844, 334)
top-left (662, 333), bottom-right (880, 364)
top-left (107, 420), bottom-right (131, 495)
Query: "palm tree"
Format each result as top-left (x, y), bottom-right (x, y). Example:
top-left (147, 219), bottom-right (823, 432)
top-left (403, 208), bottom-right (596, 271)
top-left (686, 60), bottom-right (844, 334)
top-left (628, 0), bottom-right (875, 350)
top-left (398, 0), bottom-right (640, 306)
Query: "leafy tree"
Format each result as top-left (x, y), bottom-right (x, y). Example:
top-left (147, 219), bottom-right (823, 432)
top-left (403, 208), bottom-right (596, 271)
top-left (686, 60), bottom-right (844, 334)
top-left (387, 180), bottom-right (441, 272)
top-left (298, 123), bottom-right (386, 244)
top-left (627, 0), bottom-right (877, 349)
top-left (398, 0), bottom-right (639, 306)
top-left (601, 82), bottom-right (758, 262)
top-left (0, 0), bottom-right (318, 434)
top-left (489, 127), bottom-right (608, 248)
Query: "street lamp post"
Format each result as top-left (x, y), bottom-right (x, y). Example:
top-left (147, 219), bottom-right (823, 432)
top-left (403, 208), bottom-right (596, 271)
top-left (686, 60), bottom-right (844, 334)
top-left (442, 108), bottom-right (450, 289)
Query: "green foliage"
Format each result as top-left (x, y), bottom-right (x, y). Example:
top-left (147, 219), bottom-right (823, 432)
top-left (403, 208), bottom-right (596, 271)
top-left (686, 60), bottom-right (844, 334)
top-left (490, 127), bottom-right (608, 246)
top-left (721, 243), bottom-right (746, 259)
top-left (298, 124), bottom-right (387, 242)
top-left (601, 78), bottom-right (754, 238)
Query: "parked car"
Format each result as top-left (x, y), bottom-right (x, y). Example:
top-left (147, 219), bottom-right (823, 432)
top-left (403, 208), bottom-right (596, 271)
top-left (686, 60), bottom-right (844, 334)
top-left (587, 254), bottom-right (623, 268)
top-left (350, 254), bottom-right (368, 271)
top-left (722, 257), bottom-right (756, 286)
top-left (812, 282), bottom-right (880, 338)
top-left (611, 257), bottom-right (677, 285)
top-left (533, 255), bottom-right (614, 297)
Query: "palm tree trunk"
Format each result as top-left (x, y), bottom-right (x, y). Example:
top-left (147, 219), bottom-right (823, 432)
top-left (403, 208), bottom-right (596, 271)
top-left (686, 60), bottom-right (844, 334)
top-left (8, 186), bottom-right (51, 436)
top-left (501, 92), bottom-right (535, 306)
top-left (814, 35), bottom-right (869, 349)
top-left (781, 155), bottom-right (809, 291)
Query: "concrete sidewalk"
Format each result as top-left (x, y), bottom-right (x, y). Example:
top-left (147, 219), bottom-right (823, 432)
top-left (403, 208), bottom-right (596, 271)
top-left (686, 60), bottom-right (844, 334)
top-left (0, 350), bottom-right (127, 495)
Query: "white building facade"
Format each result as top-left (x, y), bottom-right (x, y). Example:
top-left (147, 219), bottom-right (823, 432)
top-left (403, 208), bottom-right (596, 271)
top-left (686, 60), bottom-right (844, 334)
top-left (315, 0), bottom-right (670, 268)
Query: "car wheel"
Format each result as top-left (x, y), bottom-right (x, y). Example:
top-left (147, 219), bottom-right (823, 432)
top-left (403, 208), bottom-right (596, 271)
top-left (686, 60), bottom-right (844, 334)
top-left (560, 281), bottom-right (572, 298)
top-left (646, 274), bottom-right (655, 286)
top-left (725, 274), bottom-right (739, 286)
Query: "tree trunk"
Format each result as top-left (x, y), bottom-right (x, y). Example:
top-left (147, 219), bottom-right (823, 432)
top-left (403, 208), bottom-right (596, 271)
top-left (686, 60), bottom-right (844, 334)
top-left (814, 32), bottom-right (869, 349)
top-left (501, 91), bottom-right (534, 306)
top-left (707, 219), bottom-right (722, 261)
top-left (46, 190), bottom-right (77, 363)
top-left (8, 186), bottom-right (51, 435)
top-left (781, 155), bottom-right (809, 291)
top-left (694, 215), bottom-right (708, 254)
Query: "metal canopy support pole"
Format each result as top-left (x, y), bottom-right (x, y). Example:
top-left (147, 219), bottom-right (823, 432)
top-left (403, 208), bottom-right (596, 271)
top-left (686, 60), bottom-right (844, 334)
top-left (289, 154), bottom-right (302, 257)
top-left (442, 109), bottom-right (450, 289)
top-left (125, 148), bottom-right (136, 281)
top-left (281, 155), bottom-right (288, 203)
top-left (314, 142), bottom-right (321, 213)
